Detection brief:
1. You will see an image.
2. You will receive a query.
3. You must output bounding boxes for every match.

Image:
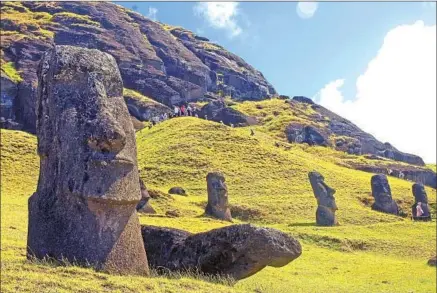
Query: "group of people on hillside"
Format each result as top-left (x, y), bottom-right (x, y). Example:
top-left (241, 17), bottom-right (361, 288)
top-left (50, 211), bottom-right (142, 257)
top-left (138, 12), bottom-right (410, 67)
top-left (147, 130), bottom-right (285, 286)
top-left (173, 104), bottom-right (199, 117)
top-left (148, 104), bottom-right (200, 128)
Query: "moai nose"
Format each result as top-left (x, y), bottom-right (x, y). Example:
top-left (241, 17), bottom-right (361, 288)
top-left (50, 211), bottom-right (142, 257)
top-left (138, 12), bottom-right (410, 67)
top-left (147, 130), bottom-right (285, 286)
top-left (87, 115), bottom-right (126, 154)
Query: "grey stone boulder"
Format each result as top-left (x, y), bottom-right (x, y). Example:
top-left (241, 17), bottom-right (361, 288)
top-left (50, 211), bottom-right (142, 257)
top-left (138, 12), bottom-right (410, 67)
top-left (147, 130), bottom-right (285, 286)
top-left (292, 96), bottom-right (314, 105)
top-left (168, 187), bottom-right (186, 196)
top-left (286, 123), bottom-right (330, 147)
top-left (27, 46), bottom-right (149, 276)
top-left (199, 100), bottom-right (254, 127)
top-left (141, 224), bottom-right (302, 281)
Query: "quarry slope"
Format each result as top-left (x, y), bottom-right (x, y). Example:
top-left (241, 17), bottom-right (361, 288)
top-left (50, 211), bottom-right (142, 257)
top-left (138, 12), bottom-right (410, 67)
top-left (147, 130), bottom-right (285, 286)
top-left (1, 120), bottom-right (435, 293)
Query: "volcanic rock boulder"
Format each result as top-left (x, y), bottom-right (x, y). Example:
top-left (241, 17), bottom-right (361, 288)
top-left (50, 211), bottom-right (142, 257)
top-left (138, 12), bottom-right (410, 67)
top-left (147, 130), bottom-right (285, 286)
top-left (370, 174), bottom-right (399, 215)
top-left (308, 171), bottom-right (338, 226)
top-left (411, 183), bottom-right (431, 221)
top-left (168, 187), bottom-right (186, 196)
top-left (27, 46), bottom-right (149, 276)
top-left (199, 100), bottom-right (253, 126)
top-left (205, 172), bottom-right (232, 222)
top-left (136, 177), bottom-right (156, 214)
top-left (286, 123), bottom-right (330, 147)
top-left (141, 224), bottom-right (302, 280)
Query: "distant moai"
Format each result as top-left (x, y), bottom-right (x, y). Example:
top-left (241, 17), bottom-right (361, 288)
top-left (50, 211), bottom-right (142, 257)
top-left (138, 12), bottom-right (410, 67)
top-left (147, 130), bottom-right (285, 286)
top-left (27, 46), bottom-right (149, 276)
top-left (370, 174), bottom-right (399, 215)
top-left (205, 172), bottom-right (232, 222)
top-left (136, 176), bottom-right (156, 214)
top-left (411, 183), bottom-right (431, 221)
top-left (308, 171), bottom-right (338, 226)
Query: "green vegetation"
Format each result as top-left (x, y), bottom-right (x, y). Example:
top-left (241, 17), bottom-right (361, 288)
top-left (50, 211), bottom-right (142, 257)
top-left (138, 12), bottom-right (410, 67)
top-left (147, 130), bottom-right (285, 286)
top-left (233, 98), bottom-right (324, 140)
top-left (1, 2), bottom-right (53, 40)
top-left (52, 12), bottom-right (100, 27)
top-left (1, 61), bottom-right (23, 83)
top-left (123, 88), bottom-right (162, 106)
top-left (427, 164), bottom-right (436, 172)
top-left (1, 109), bottom-right (436, 292)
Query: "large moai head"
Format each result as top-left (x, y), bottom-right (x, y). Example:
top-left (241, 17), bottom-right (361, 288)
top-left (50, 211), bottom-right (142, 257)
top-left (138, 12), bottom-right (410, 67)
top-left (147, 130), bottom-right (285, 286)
top-left (205, 172), bottom-right (232, 222)
top-left (370, 174), bottom-right (398, 215)
top-left (308, 171), bottom-right (337, 210)
top-left (28, 45), bottom-right (149, 275)
top-left (412, 183), bottom-right (428, 203)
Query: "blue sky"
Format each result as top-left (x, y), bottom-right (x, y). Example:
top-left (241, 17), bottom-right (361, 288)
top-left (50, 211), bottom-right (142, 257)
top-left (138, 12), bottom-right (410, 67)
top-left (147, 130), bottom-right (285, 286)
top-left (118, 2), bottom-right (435, 98)
top-left (116, 2), bottom-right (436, 163)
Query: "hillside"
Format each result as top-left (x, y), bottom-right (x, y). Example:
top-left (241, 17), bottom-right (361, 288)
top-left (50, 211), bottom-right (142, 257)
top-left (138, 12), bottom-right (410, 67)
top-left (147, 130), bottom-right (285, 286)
top-left (1, 119), bottom-right (436, 292)
top-left (0, 1), bottom-right (275, 132)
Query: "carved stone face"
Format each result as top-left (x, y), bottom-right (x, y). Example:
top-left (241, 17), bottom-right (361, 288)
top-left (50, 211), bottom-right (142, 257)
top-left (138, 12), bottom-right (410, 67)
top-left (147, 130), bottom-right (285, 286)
top-left (37, 46), bottom-right (140, 204)
top-left (308, 171), bottom-right (337, 210)
top-left (371, 174), bottom-right (393, 203)
top-left (207, 172), bottom-right (228, 205)
top-left (412, 183), bottom-right (428, 203)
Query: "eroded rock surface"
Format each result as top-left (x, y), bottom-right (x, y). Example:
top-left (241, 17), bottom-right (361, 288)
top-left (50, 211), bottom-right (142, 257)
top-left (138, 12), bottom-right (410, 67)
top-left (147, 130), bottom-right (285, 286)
top-left (141, 224), bottom-right (302, 280)
top-left (27, 46), bottom-right (149, 276)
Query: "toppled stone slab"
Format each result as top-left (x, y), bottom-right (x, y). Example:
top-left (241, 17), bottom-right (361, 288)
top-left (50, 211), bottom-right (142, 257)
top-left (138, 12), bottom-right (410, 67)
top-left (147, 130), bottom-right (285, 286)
top-left (141, 224), bottom-right (302, 280)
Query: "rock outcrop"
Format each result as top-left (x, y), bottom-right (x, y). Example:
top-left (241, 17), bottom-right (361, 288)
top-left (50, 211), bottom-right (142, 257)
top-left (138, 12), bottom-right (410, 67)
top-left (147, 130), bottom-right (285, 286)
top-left (411, 183), bottom-right (431, 221)
top-left (283, 100), bottom-right (426, 166)
top-left (286, 123), bottom-right (330, 147)
top-left (0, 1), bottom-right (275, 132)
top-left (27, 46), bottom-right (149, 276)
top-left (370, 174), bottom-right (399, 215)
top-left (168, 186), bottom-right (186, 196)
top-left (141, 224), bottom-right (302, 280)
top-left (199, 100), bottom-right (254, 126)
top-left (205, 172), bottom-right (232, 222)
top-left (308, 171), bottom-right (338, 226)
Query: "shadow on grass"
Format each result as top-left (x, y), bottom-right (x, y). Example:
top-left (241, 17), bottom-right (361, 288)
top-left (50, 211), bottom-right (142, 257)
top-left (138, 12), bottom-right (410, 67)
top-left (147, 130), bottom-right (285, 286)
top-left (288, 222), bottom-right (316, 227)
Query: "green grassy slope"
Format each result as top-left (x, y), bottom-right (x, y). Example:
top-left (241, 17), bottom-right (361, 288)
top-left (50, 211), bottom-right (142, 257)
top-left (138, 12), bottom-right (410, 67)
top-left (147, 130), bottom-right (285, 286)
top-left (1, 117), bottom-right (436, 292)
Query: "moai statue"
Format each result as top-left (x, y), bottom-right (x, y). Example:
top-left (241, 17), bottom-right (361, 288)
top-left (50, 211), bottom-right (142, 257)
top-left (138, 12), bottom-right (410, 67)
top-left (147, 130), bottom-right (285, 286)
top-left (136, 176), bottom-right (156, 214)
top-left (308, 171), bottom-right (338, 226)
top-left (27, 46), bottom-right (149, 276)
top-left (205, 172), bottom-right (232, 222)
top-left (411, 183), bottom-right (432, 221)
top-left (371, 174), bottom-right (399, 215)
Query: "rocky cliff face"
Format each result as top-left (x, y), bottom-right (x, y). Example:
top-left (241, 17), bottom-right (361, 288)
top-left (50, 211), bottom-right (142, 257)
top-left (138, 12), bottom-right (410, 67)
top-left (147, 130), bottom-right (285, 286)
top-left (0, 1), bottom-right (276, 132)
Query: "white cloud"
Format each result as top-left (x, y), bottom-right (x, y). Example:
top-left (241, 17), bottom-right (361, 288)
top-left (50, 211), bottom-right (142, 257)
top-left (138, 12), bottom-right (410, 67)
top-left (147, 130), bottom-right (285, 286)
top-left (194, 2), bottom-right (242, 37)
top-left (314, 21), bottom-right (436, 163)
top-left (147, 7), bottom-right (158, 21)
top-left (296, 2), bottom-right (318, 19)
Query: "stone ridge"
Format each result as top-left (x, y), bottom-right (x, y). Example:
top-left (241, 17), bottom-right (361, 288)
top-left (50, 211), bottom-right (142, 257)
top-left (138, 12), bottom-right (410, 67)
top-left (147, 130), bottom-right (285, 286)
top-left (0, 1), bottom-right (276, 132)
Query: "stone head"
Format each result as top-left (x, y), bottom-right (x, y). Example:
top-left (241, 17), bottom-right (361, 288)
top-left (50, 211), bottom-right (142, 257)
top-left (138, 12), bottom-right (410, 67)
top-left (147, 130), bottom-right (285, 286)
top-left (308, 171), bottom-right (337, 210)
top-left (371, 174), bottom-right (392, 203)
top-left (412, 183), bottom-right (428, 203)
top-left (36, 46), bottom-right (140, 204)
top-left (207, 172), bottom-right (227, 197)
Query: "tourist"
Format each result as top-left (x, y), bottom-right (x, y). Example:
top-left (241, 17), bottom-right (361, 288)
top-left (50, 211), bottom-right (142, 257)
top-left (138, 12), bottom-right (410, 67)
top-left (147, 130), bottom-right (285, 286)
top-left (174, 106), bottom-right (180, 117)
top-left (187, 105), bottom-right (192, 116)
top-left (181, 104), bottom-right (186, 116)
top-left (415, 202), bottom-right (424, 217)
